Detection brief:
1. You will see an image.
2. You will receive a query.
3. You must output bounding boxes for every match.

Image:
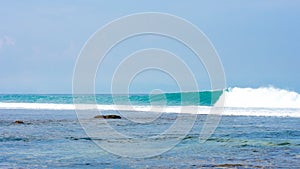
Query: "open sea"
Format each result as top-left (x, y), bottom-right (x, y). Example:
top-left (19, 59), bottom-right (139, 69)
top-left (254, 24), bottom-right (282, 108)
top-left (0, 87), bottom-right (300, 168)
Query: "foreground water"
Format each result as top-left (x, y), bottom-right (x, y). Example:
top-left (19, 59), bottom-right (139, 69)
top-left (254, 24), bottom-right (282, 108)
top-left (1, 109), bottom-right (299, 168)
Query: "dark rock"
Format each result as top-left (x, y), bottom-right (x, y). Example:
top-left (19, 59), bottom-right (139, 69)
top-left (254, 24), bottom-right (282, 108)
top-left (212, 164), bottom-right (243, 167)
top-left (94, 115), bottom-right (121, 119)
top-left (14, 120), bottom-right (24, 124)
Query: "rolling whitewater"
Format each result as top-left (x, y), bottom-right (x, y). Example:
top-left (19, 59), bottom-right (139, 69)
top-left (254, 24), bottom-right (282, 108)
top-left (1, 87), bottom-right (300, 168)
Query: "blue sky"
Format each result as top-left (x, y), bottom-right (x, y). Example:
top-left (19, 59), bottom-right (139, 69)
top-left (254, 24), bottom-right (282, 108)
top-left (0, 1), bottom-right (299, 93)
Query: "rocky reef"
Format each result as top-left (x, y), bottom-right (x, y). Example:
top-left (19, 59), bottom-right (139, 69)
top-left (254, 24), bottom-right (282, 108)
top-left (94, 115), bottom-right (121, 119)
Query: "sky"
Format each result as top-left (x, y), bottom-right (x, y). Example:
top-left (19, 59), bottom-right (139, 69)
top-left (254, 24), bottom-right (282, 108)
top-left (0, 0), bottom-right (299, 94)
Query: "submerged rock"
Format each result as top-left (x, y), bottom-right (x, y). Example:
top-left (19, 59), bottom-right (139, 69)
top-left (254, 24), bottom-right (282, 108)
top-left (14, 120), bottom-right (24, 124)
top-left (94, 115), bottom-right (121, 119)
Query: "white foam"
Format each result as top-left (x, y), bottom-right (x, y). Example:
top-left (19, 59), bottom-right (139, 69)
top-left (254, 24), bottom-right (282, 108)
top-left (0, 102), bottom-right (299, 117)
top-left (224, 87), bottom-right (300, 108)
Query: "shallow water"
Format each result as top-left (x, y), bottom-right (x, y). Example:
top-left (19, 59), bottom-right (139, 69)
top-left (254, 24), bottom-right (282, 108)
top-left (0, 109), bottom-right (299, 168)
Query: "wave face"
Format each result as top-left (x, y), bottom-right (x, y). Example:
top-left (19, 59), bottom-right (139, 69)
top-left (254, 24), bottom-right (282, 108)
top-left (0, 87), bottom-right (300, 117)
top-left (0, 91), bottom-right (223, 106)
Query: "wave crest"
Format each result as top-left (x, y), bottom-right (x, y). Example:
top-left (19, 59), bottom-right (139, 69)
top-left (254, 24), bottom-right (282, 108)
top-left (224, 87), bottom-right (300, 108)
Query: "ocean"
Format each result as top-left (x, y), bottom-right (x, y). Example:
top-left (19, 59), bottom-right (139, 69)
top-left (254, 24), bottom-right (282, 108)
top-left (0, 87), bottom-right (300, 168)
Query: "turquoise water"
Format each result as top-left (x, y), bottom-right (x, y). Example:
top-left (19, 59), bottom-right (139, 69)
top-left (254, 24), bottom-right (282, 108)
top-left (0, 91), bottom-right (223, 106)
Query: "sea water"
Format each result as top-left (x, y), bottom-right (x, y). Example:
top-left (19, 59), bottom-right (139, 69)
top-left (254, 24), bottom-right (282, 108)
top-left (0, 87), bottom-right (300, 168)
